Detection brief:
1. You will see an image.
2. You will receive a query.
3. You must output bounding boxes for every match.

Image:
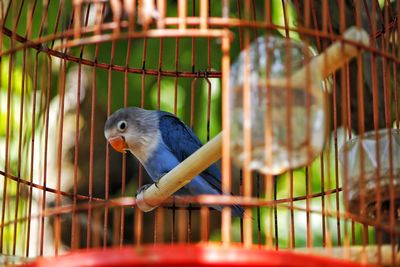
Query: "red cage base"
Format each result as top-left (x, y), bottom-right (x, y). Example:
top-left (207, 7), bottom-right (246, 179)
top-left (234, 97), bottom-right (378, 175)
top-left (20, 244), bottom-right (376, 267)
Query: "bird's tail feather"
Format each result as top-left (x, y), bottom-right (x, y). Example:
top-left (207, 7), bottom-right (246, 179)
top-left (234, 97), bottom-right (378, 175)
top-left (232, 204), bottom-right (245, 218)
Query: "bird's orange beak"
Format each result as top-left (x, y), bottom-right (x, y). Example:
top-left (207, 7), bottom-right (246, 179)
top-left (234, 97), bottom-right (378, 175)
top-left (108, 136), bottom-right (128, 153)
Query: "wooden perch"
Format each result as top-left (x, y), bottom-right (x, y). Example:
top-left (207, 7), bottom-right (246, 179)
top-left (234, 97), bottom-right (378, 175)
top-left (136, 133), bottom-right (222, 212)
top-left (136, 27), bottom-right (370, 212)
top-left (291, 26), bottom-right (369, 86)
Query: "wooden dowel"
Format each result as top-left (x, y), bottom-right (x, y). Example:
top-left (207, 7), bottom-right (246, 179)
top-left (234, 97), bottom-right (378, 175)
top-left (291, 26), bottom-right (369, 86)
top-left (136, 133), bottom-right (222, 212)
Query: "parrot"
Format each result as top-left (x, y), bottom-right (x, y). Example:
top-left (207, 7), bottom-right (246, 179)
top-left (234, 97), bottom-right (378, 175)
top-left (104, 107), bottom-right (244, 217)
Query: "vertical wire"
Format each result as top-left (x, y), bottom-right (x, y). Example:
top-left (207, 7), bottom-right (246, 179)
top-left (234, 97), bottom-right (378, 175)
top-left (369, 1), bottom-right (383, 264)
top-left (25, 52), bottom-right (40, 258)
top-left (256, 173), bottom-right (261, 246)
top-left (242, 0), bottom-right (253, 248)
top-left (190, 78), bottom-right (198, 130)
top-left (0, 0), bottom-right (16, 254)
top-left (123, 1), bottom-right (136, 245)
top-left (319, 1), bottom-right (329, 250)
top-left (306, 3), bottom-right (314, 249)
top-left (172, 36), bottom-right (180, 243)
top-left (236, 0), bottom-right (244, 243)
top-left (281, 0), bottom-right (295, 250)
top-left (154, 33), bottom-right (164, 244)
top-left (86, 1), bottom-right (103, 248)
top-left (200, 0), bottom-right (208, 30)
top-left (200, 206), bottom-right (209, 242)
top-left (335, 0), bottom-right (345, 248)
top-left (187, 0), bottom-right (196, 243)
top-left (38, 52), bottom-right (47, 253)
top-left (221, 34), bottom-right (232, 246)
top-left (20, 0), bottom-right (37, 257)
top-left (53, 5), bottom-right (75, 255)
top-left (10, 0), bottom-right (28, 256)
top-left (263, 0), bottom-right (275, 249)
top-left (40, 54), bottom-right (52, 255)
top-left (338, 0), bottom-right (353, 253)
top-left (0, 6), bottom-right (5, 248)
top-left (135, 34), bottom-right (149, 249)
top-left (119, 11), bottom-right (134, 249)
top-left (50, 0), bottom-right (63, 49)
top-left (380, 2), bottom-right (396, 262)
top-left (71, 62), bottom-right (82, 250)
top-left (154, 0), bottom-right (166, 241)
top-left (320, 0), bottom-right (331, 252)
top-left (389, 2), bottom-right (399, 263)
top-left (356, 1), bottom-right (374, 250)
top-left (394, 0), bottom-right (400, 129)
top-left (156, 39), bottom-right (164, 111)
top-left (106, 36), bottom-right (118, 248)
top-left (25, 51), bottom-right (40, 257)
top-left (360, 0), bottom-right (373, 255)
top-left (319, 0), bottom-right (343, 250)
top-left (249, 0), bottom-right (262, 247)
top-left (157, 0), bottom-right (166, 29)
top-left (381, 1), bottom-right (397, 258)
top-left (178, 0), bottom-right (187, 30)
top-left (38, 0), bottom-right (52, 256)
top-left (353, 0), bottom-right (366, 260)
top-left (273, 175), bottom-right (278, 250)
top-left (173, 36), bottom-right (180, 117)
top-left (91, 2), bottom-right (109, 249)
top-left (150, 61), bottom-right (167, 239)
top-left (12, 15), bottom-right (27, 258)
top-left (171, 1), bottom-right (181, 238)
top-left (206, 0), bottom-right (212, 137)
top-left (204, 77), bottom-right (212, 241)
top-left (53, 49), bottom-right (66, 257)
top-left (71, 2), bottom-right (91, 250)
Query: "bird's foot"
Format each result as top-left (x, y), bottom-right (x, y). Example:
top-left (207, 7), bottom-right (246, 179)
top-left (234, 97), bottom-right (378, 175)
top-left (154, 174), bottom-right (167, 189)
top-left (136, 175), bottom-right (165, 196)
top-left (136, 184), bottom-right (152, 197)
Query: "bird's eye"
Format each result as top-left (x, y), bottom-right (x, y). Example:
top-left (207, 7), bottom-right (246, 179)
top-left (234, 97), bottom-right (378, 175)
top-left (117, 120), bottom-right (127, 132)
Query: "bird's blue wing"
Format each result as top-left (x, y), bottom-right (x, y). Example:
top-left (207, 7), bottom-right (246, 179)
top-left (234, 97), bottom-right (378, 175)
top-left (158, 112), bottom-right (222, 193)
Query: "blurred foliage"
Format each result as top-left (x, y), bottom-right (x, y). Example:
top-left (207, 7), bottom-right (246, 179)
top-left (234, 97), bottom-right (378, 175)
top-left (271, 1), bottom-right (300, 40)
top-left (0, 55), bottom-right (34, 254)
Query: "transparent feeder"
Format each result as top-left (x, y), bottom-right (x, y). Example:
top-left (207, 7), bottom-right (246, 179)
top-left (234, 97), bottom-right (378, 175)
top-left (230, 36), bottom-right (329, 175)
top-left (340, 129), bottom-right (400, 221)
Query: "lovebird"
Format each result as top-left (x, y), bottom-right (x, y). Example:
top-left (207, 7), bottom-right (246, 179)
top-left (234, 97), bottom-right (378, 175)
top-left (104, 107), bottom-right (244, 217)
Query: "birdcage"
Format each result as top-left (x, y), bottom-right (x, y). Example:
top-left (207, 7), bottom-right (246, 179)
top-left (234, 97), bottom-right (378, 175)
top-left (0, 0), bottom-right (399, 266)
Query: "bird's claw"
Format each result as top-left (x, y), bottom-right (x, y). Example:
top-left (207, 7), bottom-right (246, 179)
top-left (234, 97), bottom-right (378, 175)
top-left (136, 184), bottom-right (152, 197)
top-left (136, 175), bottom-right (165, 196)
top-left (154, 174), bottom-right (166, 189)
